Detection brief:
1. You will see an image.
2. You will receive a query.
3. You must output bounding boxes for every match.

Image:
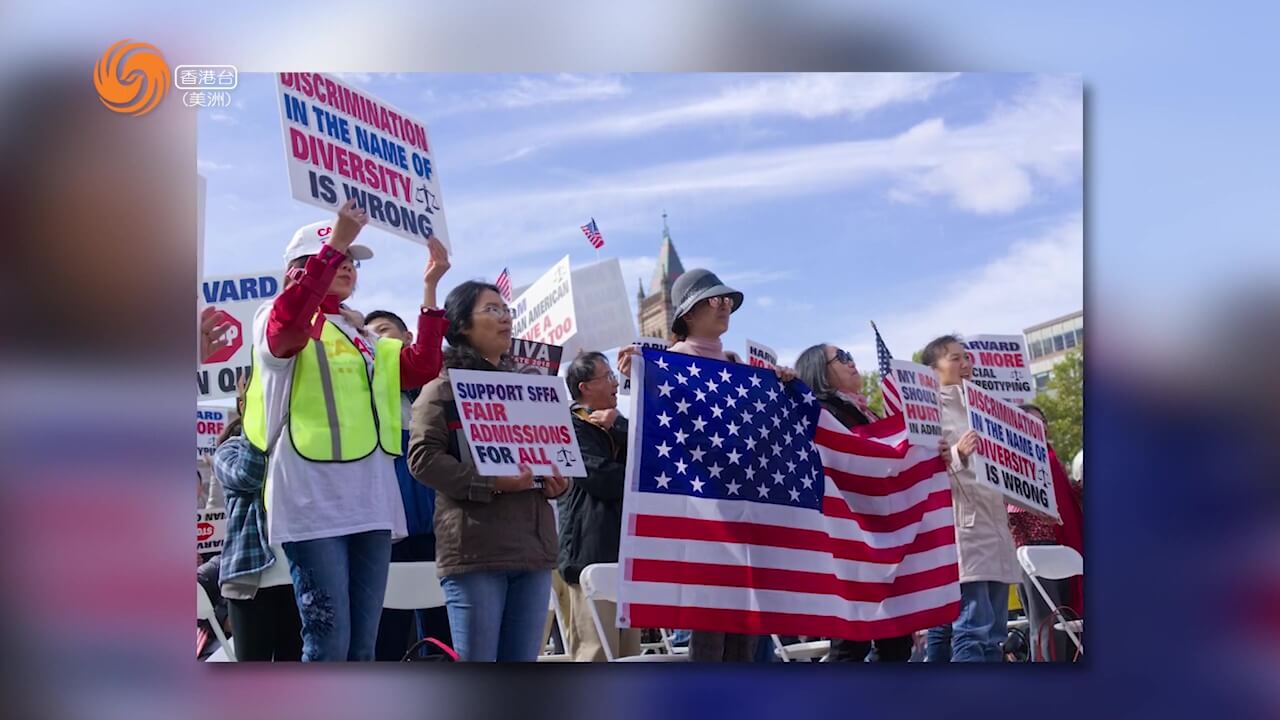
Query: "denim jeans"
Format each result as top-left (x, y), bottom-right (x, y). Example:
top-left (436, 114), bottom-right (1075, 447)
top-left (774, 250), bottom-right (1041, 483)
top-left (926, 581), bottom-right (1008, 662)
top-left (440, 570), bottom-right (552, 662)
top-left (283, 530), bottom-right (392, 662)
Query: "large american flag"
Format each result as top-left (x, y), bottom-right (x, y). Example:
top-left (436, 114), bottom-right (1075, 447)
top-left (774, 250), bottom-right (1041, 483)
top-left (873, 321), bottom-right (903, 416)
top-left (495, 267), bottom-right (513, 302)
top-left (580, 218), bottom-right (605, 249)
top-left (616, 349), bottom-right (960, 641)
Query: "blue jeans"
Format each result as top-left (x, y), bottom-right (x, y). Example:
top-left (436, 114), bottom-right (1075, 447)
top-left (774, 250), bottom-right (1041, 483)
top-left (926, 581), bottom-right (1008, 662)
top-left (440, 570), bottom-right (552, 662)
top-left (283, 530), bottom-right (392, 662)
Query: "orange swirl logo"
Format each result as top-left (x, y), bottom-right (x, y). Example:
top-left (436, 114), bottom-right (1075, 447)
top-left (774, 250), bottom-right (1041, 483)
top-left (93, 40), bottom-right (169, 116)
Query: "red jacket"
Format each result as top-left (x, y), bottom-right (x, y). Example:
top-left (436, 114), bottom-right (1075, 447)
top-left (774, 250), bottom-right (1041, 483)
top-left (265, 242), bottom-right (445, 389)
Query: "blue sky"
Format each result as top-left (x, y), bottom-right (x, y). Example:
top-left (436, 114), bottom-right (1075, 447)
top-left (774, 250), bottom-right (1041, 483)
top-left (199, 72), bottom-right (1082, 367)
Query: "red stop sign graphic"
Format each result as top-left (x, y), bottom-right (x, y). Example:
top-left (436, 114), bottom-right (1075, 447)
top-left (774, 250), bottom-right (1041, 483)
top-left (204, 313), bottom-right (243, 364)
top-left (197, 522), bottom-right (215, 542)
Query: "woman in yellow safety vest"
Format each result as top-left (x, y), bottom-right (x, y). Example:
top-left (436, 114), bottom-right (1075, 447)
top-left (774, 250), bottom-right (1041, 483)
top-left (243, 199), bottom-right (451, 661)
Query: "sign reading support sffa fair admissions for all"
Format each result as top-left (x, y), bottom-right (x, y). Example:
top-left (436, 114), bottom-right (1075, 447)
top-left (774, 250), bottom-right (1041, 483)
top-left (276, 73), bottom-right (451, 250)
top-left (198, 271), bottom-right (282, 402)
top-left (448, 369), bottom-right (587, 479)
top-left (889, 359), bottom-right (944, 447)
top-left (962, 381), bottom-right (1060, 522)
top-left (746, 339), bottom-right (778, 370)
top-left (511, 256), bottom-right (576, 348)
top-left (963, 334), bottom-right (1033, 404)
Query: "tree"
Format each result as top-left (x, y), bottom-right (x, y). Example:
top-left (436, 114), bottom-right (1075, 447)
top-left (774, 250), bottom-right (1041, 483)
top-left (862, 371), bottom-right (885, 418)
top-left (1033, 347), bottom-right (1083, 464)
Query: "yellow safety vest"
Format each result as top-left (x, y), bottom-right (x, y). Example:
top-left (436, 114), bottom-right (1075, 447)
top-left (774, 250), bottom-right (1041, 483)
top-left (244, 319), bottom-right (403, 462)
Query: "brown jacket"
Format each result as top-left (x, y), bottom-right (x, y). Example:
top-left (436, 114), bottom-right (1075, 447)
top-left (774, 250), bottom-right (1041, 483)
top-left (407, 365), bottom-right (558, 577)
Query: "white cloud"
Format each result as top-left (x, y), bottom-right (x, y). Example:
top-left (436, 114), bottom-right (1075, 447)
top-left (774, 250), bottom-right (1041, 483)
top-left (334, 72), bottom-right (374, 85)
top-left (197, 159), bottom-right (233, 172)
top-left (432, 74), bottom-right (629, 117)
top-left (756, 296), bottom-right (776, 307)
top-left (207, 112), bottom-right (237, 125)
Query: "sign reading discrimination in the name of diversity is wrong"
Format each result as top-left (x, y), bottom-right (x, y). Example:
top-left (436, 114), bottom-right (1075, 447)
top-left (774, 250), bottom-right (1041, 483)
top-left (889, 359), bottom-right (944, 447)
top-left (197, 407), bottom-right (230, 459)
top-left (276, 72), bottom-right (450, 249)
top-left (198, 271), bottom-right (282, 402)
top-left (511, 256), bottom-right (576, 348)
top-left (961, 381), bottom-right (1059, 521)
top-left (197, 508), bottom-right (227, 553)
top-left (745, 339), bottom-right (778, 370)
top-left (447, 369), bottom-right (587, 479)
top-left (963, 334), bottom-right (1034, 405)
top-left (620, 337), bottom-right (669, 396)
top-left (509, 338), bottom-right (564, 376)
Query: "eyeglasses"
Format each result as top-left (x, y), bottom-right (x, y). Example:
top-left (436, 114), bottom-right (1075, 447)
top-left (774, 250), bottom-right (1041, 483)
top-left (474, 304), bottom-right (515, 319)
top-left (827, 348), bottom-right (855, 367)
top-left (704, 295), bottom-right (737, 310)
top-left (586, 371), bottom-right (619, 385)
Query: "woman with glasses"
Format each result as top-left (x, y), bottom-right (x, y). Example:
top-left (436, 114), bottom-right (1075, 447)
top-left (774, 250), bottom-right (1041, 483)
top-left (408, 280), bottom-right (569, 661)
top-left (243, 199), bottom-right (451, 661)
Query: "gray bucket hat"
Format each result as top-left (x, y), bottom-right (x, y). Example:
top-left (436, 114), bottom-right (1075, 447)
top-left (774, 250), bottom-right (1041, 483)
top-left (670, 268), bottom-right (744, 335)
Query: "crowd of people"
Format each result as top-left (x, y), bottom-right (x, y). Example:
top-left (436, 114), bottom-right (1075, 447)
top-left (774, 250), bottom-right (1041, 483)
top-left (197, 201), bottom-right (1084, 662)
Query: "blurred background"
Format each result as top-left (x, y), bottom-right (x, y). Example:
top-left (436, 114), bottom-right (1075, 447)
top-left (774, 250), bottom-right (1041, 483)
top-left (0, 2), bottom-right (1276, 718)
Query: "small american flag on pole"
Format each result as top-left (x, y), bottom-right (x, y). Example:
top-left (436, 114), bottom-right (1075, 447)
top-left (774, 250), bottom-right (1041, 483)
top-left (495, 267), bottom-right (513, 302)
top-left (873, 321), bottom-right (904, 417)
top-left (616, 349), bottom-right (959, 641)
top-left (580, 218), bottom-right (605, 250)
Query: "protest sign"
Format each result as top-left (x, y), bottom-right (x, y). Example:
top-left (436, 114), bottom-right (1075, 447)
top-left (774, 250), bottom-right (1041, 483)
top-left (745, 339), bottom-right (778, 370)
top-left (620, 337), bottom-right (668, 396)
top-left (276, 72), bottom-right (450, 249)
top-left (448, 369), bottom-right (587, 479)
top-left (889, 359), bottom-right (944, 447)
top-left (561, 258), bottom-right (638, 358)
top-left (511, 256), bottom-right (576, 348)
top-left (509, 338), bottom-right (564, 376)
top-left (197, 508), bottom-right (227, 553)
top-left (197, 407), bottom-right (230, 459)
top-left (963, 334), bottom-right (1034, 404)
top-left (197, 271), bottom-right (282, 401)
top-left (962, 381), bottom-right (1059, 521)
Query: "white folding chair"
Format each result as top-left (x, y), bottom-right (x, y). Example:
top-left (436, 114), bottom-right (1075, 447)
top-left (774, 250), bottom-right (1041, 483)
top-left (772, 635), bottom-right (830, 662)
top-left (538, 589), bottom-right (572, 662)
top-left (1017, 545), bottom-right (1084, 657)
top-left (198, 582), bottom-right (235, 662)
top-left (383, 561), bottom-right (446, 611)
top-left (580, 563), bottom-right (687, 662)
top-left (660, 628), bottom-right (689, 655)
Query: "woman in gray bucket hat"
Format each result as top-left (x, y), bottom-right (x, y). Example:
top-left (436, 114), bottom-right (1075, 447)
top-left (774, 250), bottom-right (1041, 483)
top-left (618, 268), bottom-right (793, 662)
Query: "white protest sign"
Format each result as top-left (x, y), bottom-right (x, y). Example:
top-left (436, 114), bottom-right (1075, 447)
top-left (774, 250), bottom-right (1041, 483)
top-left (745, 339), bottom-right (778, 370)
top-left (197, 407), bottom-right (230, 459)
top-left (963, 334), bottom-right (1034, 404)
top-left (276, 73), bottom-right (450, 249)
top-left (197, 508), bottom-right (227, 553)
top-left (560, 258), bottom-right (638, 358)
top-left (620, 337), bottom-right (668, 396)
top-left (511, 256), bottom-right (577, 348)
top-left (509, 338), bottom-right (564, 376)
top-left (889, 359), bottom-right (944, 447)
top-left (448, 369), bottom-right (587, 479)
top-left (198, 271), bottom-right (282, 402)
top-left (962, 381), bottom-right (1059, 521)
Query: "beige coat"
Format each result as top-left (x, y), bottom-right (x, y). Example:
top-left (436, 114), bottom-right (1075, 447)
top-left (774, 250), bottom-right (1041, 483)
top-left (939, 384), bottom-right (1020, 585)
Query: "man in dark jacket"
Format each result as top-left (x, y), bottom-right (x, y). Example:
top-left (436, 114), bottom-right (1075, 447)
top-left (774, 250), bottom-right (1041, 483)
top-left (558, 351), bottom-right (641, 661)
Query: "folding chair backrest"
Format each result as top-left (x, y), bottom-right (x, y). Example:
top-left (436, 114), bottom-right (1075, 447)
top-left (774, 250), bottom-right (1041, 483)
top-left (384, 562), bottom-right (446, 610)
top-left (197, 581), bottom-right (235, 661)
top-left (580, 563), bottom-right (619, 603)
top-left (1018, 545), bottom-right (1083, 581)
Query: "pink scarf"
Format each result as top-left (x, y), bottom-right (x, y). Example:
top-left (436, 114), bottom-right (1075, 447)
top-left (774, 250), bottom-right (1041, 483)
top-left (667, 336), bottom-right (729, 361)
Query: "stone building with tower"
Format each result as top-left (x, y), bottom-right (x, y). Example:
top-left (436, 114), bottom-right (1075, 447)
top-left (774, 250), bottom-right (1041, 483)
top-left (636, 215), bottom-right (686, 342)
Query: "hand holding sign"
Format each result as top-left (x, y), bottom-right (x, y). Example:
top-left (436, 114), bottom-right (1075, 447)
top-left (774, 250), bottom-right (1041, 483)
top-left (329, 198), bottom-right (368, 254)
top-left (423, 235), bottom-right (450, 308)
top-left (495, 463), bottom-right (536, 493)
top-left (541, 464), bottom-right (569, 499)
top-left (955, 429), bottom-right (980, 459)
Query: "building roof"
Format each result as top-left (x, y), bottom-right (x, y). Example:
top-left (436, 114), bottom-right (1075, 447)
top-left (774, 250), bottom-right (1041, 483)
top-left (648, 215), bottom-right (685, 296)
top-left (1024, 309), bottom-right (1083, 334)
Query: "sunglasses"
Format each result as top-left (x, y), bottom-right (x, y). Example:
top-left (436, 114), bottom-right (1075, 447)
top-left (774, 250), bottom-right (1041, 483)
top-left (827, 348), bottom-right (855, 366)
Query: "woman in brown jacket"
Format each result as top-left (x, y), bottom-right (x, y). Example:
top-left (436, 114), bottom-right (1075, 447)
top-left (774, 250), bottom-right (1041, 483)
top-left (407, 280), bottom-right (568, 661)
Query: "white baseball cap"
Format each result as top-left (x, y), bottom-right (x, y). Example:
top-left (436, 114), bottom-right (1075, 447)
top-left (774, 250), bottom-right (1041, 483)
top-left (284, 220), bottom-right (374, 264)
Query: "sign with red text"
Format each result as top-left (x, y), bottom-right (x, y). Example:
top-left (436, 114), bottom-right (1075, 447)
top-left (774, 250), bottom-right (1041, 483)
top-left (620, 337), bottom-right (669, 396)
top-left (962, 381), bottom-right (1059, 521)
top-left (511, 256), bottom-right (577, 348)
top-left (197, 407), bottom-right (230, 459)
top-left (745, 339), bottom-right (778, 371)
top-left (197, 508), bottom-right (227, 553)
top-left (510, 338), bottom-right (564, 376)
top-left (962, 334), bottom-right (1034, 404)
top-left (889, 359), bottom-right (943, 447)
top-left (276, 72), bottom-right (450, 249)
top-left (198, 271), bottom-right (282, 402)
top-left (448, 369), bottom-right (587, 479)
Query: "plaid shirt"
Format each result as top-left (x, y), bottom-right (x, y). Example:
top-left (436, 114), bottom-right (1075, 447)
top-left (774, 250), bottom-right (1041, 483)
top-left (214, 434), bottom-right (275, 588)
